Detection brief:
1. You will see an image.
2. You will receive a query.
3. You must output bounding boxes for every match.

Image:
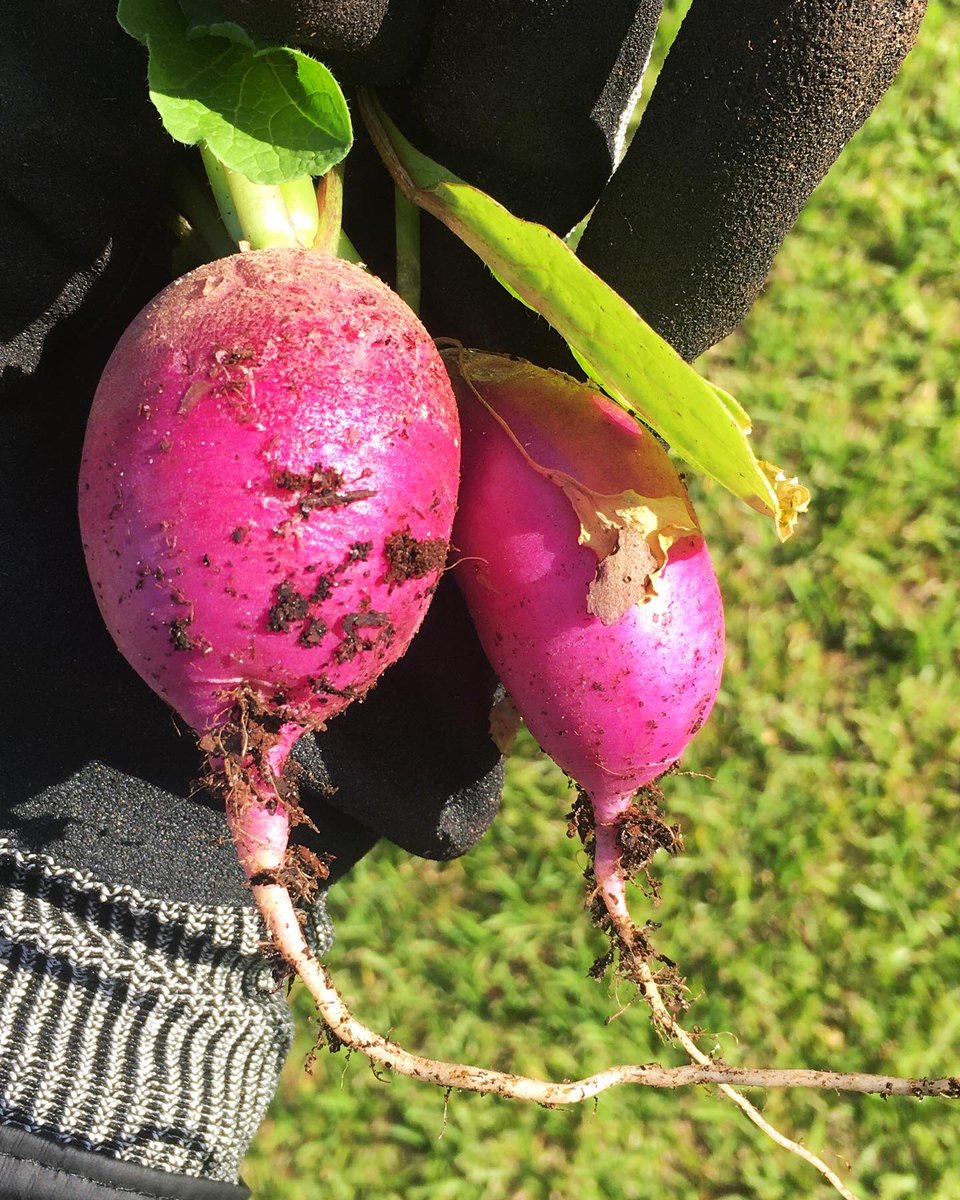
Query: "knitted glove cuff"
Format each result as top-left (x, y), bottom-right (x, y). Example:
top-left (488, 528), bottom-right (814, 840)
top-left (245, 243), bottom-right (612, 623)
top-left (0, 839), bottom-right (329, 1183)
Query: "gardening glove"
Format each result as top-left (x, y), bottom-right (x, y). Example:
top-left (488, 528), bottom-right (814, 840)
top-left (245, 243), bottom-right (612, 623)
top-left (297, 0), bottom-right (925, 371)
top-left (576, 0), bottom-right (928, 363)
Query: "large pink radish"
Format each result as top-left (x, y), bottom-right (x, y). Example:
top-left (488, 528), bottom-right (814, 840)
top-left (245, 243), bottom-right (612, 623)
top-left (447, 350), bottom-right (724, 930)
top-left (79, 248), bottom-right (459, 880)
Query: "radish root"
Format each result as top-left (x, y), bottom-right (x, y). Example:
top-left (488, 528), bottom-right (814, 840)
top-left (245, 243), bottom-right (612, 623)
top-left (259, 876), bottom-right (960, 1092)
top-left (227, 739), bottom-right (955, 1200)
top-left (588, 812), bottom-right (863, 1200)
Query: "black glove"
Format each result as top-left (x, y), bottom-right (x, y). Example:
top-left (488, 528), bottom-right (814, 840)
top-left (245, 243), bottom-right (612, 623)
top-left (576, 0), bottom-right (928, 363)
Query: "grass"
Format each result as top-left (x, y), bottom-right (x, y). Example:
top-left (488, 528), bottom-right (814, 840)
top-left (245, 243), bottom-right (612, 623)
top-left (244, 5), bottom-right (960, 1197)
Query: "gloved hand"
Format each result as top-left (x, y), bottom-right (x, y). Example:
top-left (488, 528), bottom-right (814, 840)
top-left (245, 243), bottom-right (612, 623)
top-left (575, 0), bottom-right (928, 362)
top-left (0, 1), bottom-right (924, 1197)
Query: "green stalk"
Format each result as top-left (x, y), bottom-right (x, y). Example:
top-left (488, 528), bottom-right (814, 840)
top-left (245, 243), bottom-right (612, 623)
top-left (337, 231), bottom-right (364, 264)
top-left (280, 178), bottom-right (323, 248)
top-left (313, 164), bottom-right (344, 255)
top-left (316, 164), bottom-right (364, 264)
top-left (172, 160), bottom-right (237, 260)
top-left (200, 146), bottom-right (320, 251)
top-left (198, 145), bottom-right (364, 266)
top-left (394, 186), bottom-right (421, 313)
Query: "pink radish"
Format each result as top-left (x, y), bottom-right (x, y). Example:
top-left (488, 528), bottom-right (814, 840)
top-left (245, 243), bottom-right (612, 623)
top-left (79, 247), bottom-right (459, 882)
top-left (446, 350), bottom-right (724, 944)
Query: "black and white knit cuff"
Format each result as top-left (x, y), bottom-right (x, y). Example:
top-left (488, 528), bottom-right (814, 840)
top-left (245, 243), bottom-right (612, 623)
top-left (0, 840), bottom-right (330, 1184)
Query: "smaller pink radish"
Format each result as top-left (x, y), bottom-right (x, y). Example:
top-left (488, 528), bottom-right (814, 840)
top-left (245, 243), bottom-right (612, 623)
top-left (79, 248), bottom-right (459, 882)
top-left (446, 350), bottom-right (724, 938)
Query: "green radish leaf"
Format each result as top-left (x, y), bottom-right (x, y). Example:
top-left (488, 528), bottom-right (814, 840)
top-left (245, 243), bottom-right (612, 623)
top-left (118, 0), bottom-right (352, 185)
top-left (119, 0), bottom-right (178, 42)
top-left (360, 92), bottom-right (809, 541)
top-left (179, 0), bottom-right (260, 46)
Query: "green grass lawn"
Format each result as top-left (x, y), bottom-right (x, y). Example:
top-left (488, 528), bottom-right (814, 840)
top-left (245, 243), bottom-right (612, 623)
top-left (244, 5), bottom-right (960, 1197)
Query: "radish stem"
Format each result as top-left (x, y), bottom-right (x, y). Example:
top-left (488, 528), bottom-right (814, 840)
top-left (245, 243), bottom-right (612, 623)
top-left (200, 146), bottom-right (319, 250)
top-left (394, 187), bottom-right (421, 314)
top-left (313, 166), bottom-right (344, 256)
top-left (281, 178), bottom-right (323, 249)
top-left (312, 167), bottom-right (364, 265)
top-left (172, 159), bottom-right (237, 260)
top-left (337, 231), bottom-right (364, 265)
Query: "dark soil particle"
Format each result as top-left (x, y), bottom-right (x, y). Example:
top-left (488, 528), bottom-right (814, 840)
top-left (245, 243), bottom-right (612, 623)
top-left (333, 637), bottom-right (359, 664)
top-left (198, 694), bottom-right (326, 917)
top-left (569, 778), bottom-right (687, 1010)
top-left (308, 676), bottom-right (359, 701)
top-left (310, 574), bottom-right (334, 602)
top-left (268, 580), bottom-right (310, 632)
top-left (615, 789), bottom-right (684, 901)
top-left (135, 565), bottom-right (164, 591)
top-left (335, 610), bottom-right (395, 663)
top-left (272, 467), bottom-right (312, 492)
top-left (384, 528), bottom-right (449, 585)
top-left (247, 847), bottom-right (330, 908)
top-left (298, 618), bottom-right (327, 648)
top-left (169, 616), bottom-right (208, 653)
top-left (169, 619), bottom-right (191, 650)
top-left (273, 463), bottom-right (377, 516)
top-left (344, 610), bottom-right (390, 633)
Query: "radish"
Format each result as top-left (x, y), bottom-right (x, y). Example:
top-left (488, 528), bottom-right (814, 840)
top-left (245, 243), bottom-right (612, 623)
top-left (77, 253), bottom-right (741, 1128)
top-left (79, 247), bottom-right (459, 886)
top-left (77, 271), bottom-right (858, 1195)
top-left (446, 349), bottom-right (725, 964)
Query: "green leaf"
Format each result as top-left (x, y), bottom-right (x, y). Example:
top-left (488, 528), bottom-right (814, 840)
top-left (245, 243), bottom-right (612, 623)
top-left (179, 0), bottom-right (260, 46)
top-left (119, 0), bottom-right (177, 43)
top-left (117, 0), bottom-right (352, 185)
top-left (359, 93), bottom-right (809, 541)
